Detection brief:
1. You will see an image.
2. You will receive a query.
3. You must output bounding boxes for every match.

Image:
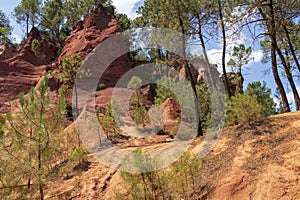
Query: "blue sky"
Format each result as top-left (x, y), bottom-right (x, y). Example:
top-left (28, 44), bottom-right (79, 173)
top-left (1, 0), bottom-right (299, 110)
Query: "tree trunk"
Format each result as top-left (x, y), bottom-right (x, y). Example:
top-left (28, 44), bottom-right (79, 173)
top-left (195, 14), bottom-right (214, 88)
top-left (38, 144), bottom-right (44, 200)
top-left (282, 25), bottom-right (300, 73)
top-left (219, 0), bottom-right (231, 97)
top-left (26, 14), bottom-right (29, 38)
top-left (278, 48), bottom-right (300, 110)
top-left (74, 83), bottom-right (81, 147)
top-left (176, 0), bottom-right (203, 137)
top-left (265, 0), bottom-right (290, 112)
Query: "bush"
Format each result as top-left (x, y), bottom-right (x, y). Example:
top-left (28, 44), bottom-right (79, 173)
top-left (226, 93), bottom-right (263, 125)
top-left (196, 83), bottom-right (211, 130)
top-left (245, 81), bottom-right (276, 117)
top-left (133, 106), bottom-right (150, 127)
top-left (97, 99), bottom-right (121, 139)
top-left (31, 39), bottom-right (45, 59)
top-left (119, 150), bottom-right (201, 200)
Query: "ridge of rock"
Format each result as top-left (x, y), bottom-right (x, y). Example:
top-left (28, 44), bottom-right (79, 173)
top-left (57, 4), bottom-right (130, 87)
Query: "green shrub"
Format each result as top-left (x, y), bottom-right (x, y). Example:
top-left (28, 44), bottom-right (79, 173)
top-left (128, 76), bottom-right (143, 108)
top-left (196, 83), bottom-right (211, 130)
top-left (119, 150), bottom-right (201, 200)
top-left (245, 81), bottom-right (276, 117)
top-left (226, 93), bottom-right (263, 125)
top-left (97, 99), bottom-right (121, 139)
top-left (68, 146), bottom-right (88, 164)
top-left (133, 106), bottom-right (150, 127)
top-left (31, 39), bottom-right (45, 59)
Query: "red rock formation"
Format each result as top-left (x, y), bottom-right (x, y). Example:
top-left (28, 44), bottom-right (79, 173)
top-left (0, 60), bottom-right (45, 113)
top-left (0, 5), bottom-right (131, 113)
top-left (223, 72), bottom-right (244, 96)
top-left (162, 98), bottom-right (181, 133)
top-left (0, 42), bottom-right (18, 61)
top-left (57, 4), bottom-right (130, 87)
top-left (0, 27), bottom-right (57, 113)
top-left (10, 27), bottom-right (57, 66)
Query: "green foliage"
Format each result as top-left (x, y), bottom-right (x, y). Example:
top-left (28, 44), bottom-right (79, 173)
top-left (0, 10), bottom-right (11, 42)
top-left (128, 76), bottom-right (143, 107)
top-left (97, 83), bottom-right (106, 90)
top-left (226, 93), bottom-right (263, 126)
top-left (128, 76), bottom-right (142, 90)
top-left (155, 76), bottom-right (211, 131)
top-left (227, 44), bottom-right (252, 74)
top-left (53, 53), bottom-right (83, 120)
top-left (62, 0), bottom-right (112, 31)
top-left (196, 83), bottom-right (211, 130)
top-left (13, 0), bottom-right (42, 35)
top-left (0, 75), bottom-right (72, 199)
top-left (169, 122), bottom-right (180, 137)
top-left (133, 106), bottom-right (150, 127)
top-left (154, 77), bottom-right (176, 105)
top-left (119, 151), bottom-right (201, 200)
top-left (116, 13), bottom-right (132, 32)
top-left (58, 53), bottom-right (83, 85)
top-left (31, 38), bottom-right (45, 59)
top-left (40, 0), bottom-right (65, 47)
top-left (245, 81), bottom-right (276, 117)
top-left (97, 99), bottom-right (121, 139)
top-left (68, 146), bottom-right (88, 164)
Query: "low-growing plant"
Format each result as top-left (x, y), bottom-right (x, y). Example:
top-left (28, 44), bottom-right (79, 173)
top-left (97, 99), bottom-right (121, 139)
top-left (31, 39), bottom-right (45, 59)
top-left (226, 93), bottom-right (263, 126)
top-left (133, 106), bottom-right (150, 127)
top-left (118, 150), bottom-right (201, 200)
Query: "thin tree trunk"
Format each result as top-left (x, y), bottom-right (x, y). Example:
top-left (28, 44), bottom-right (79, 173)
top-left (38, 143), bottom-right (44, 200)
top-left (27, 129), bottom-right (33, 189)
top-left (176, 0), bottom-right (203, 136)
top-left (195, 14), bottom-right (214, 87)
top-left (279, 48), bottom-right (300, 110)
top-left (265, 0), bottom-right (290, 112)
top-left (219, 0), bottom-right (231, 97)
top-left (157, 48), bottom-right (163, 77)
top-left (26, 14), bottom-right (29, 38)
top-left (74, 83), bottom-right (81, 147)
top-left (282, 25), bottom-right (300, 72)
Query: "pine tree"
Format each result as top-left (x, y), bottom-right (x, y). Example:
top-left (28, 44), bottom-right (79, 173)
top-left (0, 75), bottom-right (68, 199)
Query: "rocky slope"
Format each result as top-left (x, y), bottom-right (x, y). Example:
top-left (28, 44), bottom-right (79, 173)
top-left (43, 111), bottom-right (300, 199)
top-left (0, 28), bottom-right (56, 113)
top-left (0, 5), bottom-right (130, 113)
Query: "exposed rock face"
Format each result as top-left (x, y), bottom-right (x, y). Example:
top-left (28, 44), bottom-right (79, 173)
top-left (162, 98), bottom-right (181, 133)
top-left (11, 27), bottom-right (57, 66)
top-left (224, 72), bottom-right (244, 96)
top-left (57, 4), bottom-right (130, 87)
top-left (0, 60), bottom-right (45, 113)
top-left (0, 27), bottom-right (57, 113)
top-left (0, 42), bottom-right (18, 61)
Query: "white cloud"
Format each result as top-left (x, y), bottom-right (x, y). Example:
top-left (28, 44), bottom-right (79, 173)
top-left (250, 50), bottom-right (263, 64)
top-left (112, 0), bottom-right (142, 19)
top-left (207, 48), bottom-right (264, 74)
top-left (207, 49), bottom-right (226, 66)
